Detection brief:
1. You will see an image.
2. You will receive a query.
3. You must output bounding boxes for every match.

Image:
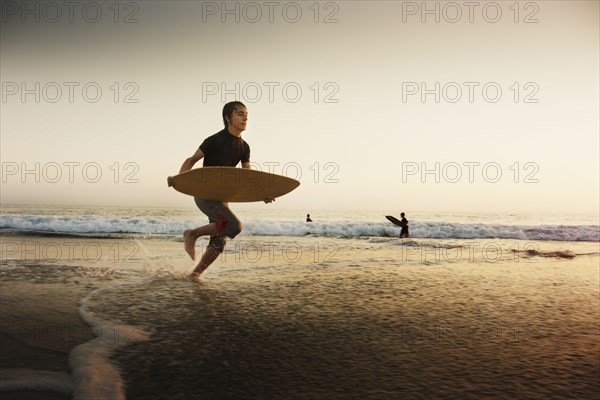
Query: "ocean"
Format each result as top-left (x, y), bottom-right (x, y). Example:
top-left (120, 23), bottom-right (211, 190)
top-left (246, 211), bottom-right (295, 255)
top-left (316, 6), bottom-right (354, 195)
top-left (1, 204), bottom-right (598, 241)
top-left (1, 204), bottom-right (599, 399)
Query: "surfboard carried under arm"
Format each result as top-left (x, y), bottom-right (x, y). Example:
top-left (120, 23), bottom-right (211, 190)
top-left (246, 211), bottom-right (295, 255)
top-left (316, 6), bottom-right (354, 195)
top-left (170, 166), bottom-right (300, 202)
top-left (386, 215), bottom-right (406, 227)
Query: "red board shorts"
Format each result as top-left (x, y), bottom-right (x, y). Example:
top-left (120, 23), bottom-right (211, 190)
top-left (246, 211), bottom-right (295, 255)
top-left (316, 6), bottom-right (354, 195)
top-left (193, 197), bottom-right (242, 239)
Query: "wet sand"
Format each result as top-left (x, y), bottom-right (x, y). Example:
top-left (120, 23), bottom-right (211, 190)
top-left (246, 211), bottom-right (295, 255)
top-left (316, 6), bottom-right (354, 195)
top-left (0, 281), bottom-right (84, 400)
top-left (91, 237), bottom-right (599, 399)
top-left (1, 235), bottom-right (599, 399)
top-left (1, 235), bottom-right (144, 399)
top-left (1, 337), bottom-right (70, 400)
top-left (1, 391), bottom-right (70, 400)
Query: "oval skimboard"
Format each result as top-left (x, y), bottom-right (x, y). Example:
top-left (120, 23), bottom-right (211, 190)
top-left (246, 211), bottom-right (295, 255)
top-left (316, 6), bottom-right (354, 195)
top-left (171, 166), bottom-right (300, 202)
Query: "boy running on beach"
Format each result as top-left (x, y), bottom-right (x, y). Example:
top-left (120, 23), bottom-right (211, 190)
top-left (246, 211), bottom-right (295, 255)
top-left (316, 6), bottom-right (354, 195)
top-left (168, 101), bottom-right (274, 282)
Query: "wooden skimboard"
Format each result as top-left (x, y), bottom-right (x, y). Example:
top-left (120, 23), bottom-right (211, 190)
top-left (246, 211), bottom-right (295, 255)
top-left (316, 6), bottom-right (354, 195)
top-left (386, 215), bottom-right (405, 227)
top-left (171, 167), bottom-right (300, 202)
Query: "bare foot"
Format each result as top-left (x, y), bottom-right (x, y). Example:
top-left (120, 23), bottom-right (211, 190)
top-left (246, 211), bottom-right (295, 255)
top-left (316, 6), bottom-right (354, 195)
top-left (184, 230), bottom-right (196, 260)
top-left (190, 272), bottom-right (202, 283)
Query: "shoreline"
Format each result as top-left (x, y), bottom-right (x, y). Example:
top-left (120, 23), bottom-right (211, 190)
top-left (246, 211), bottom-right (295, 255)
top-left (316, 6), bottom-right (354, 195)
top-left (0, 235), bottom-right (150, 399)
top-left (0, 391), bottom-right (70, 400)
top-left (1, 234), bottom-right (598, 399)
top-left (0, 282), bottom-right (92, 400)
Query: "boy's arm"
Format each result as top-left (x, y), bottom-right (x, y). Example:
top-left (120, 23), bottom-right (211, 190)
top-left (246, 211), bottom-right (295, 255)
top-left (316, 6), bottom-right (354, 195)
top-left (179, 148), bottom-right (205, 173)
top-left (167, 149), bottom-right (204, 187)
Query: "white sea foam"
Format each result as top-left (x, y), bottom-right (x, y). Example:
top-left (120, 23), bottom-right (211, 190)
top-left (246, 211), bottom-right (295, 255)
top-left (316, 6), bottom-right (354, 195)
top-left (68, 240), bottom-right (184, 399)
top-left (0, 289), bottom-right (149, 399)
top-left (2, 213), bottom-right (599, 242)
top-left (0, 242), bottom-right (173, 399)
top-left (0, 368), bottom-right (71, 394)
top-left (0, 214), bottom-right (187, 236)
top-left (68, 280), bottom-right (150, 400)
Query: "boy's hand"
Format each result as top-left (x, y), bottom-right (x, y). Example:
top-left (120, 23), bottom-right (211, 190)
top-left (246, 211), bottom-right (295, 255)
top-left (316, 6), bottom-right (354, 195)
top-left (264, 196), bottom-right (275, 204)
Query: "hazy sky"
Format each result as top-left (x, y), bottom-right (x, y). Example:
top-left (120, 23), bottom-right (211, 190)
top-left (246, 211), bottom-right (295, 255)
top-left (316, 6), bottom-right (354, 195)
top-left (1, 1), bottom-right (598, 214)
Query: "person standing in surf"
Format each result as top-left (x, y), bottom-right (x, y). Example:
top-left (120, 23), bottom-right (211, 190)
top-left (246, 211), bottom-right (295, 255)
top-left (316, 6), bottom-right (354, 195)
top-left (168, 101), bottom-right (274, 282)
top-left (399, 212), bottom-right (409, 238)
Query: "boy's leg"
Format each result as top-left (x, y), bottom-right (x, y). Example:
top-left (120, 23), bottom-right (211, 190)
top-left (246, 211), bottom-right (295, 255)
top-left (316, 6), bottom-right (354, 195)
top-left (184, 223), bottom-right (219, 260)
top-left (191, 235), bottom-right (227, 281)
top-left (184, 198), bottom-right (225, 260)
top-left (187, 198), bottom-right (242, 281)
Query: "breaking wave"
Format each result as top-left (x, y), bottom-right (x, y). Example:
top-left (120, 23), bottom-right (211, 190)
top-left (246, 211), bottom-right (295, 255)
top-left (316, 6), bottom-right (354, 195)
top-left (1, 215), bottom-right (598, 242)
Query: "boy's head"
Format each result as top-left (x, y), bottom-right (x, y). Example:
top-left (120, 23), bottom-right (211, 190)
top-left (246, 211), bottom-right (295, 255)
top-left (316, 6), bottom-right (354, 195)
top-left (400, 212), bottom-right (405, 217)
top-left (222, 101), bottom-right (247, 129)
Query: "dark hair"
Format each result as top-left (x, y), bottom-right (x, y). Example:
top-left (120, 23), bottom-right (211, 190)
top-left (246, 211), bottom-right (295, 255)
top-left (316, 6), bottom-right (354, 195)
top-left (401, 212), bottom-right (405, 217)
top-left (222, 101), bottom-right (246, 128)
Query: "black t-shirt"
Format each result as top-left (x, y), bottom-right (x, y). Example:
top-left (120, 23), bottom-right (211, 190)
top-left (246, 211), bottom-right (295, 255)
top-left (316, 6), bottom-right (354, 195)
top-left (199, 129), bottom-right (250, 167)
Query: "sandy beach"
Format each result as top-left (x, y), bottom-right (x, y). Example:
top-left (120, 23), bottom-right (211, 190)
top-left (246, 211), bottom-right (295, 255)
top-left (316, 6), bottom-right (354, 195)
top-left (1, 235), bottom-right (147, 399)
top-left (1, 233), bottom-right (598, 399)
top-left (1, 278), bottom-right (89, 400)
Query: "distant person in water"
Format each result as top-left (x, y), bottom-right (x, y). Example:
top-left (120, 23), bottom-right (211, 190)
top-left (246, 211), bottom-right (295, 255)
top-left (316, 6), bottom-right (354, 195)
top-left (306, 214), bottom-right (313, 222)
top-left (167, 101), bottom-right (274, 282)
top-left (399, 212), bottom-right (409, 238)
